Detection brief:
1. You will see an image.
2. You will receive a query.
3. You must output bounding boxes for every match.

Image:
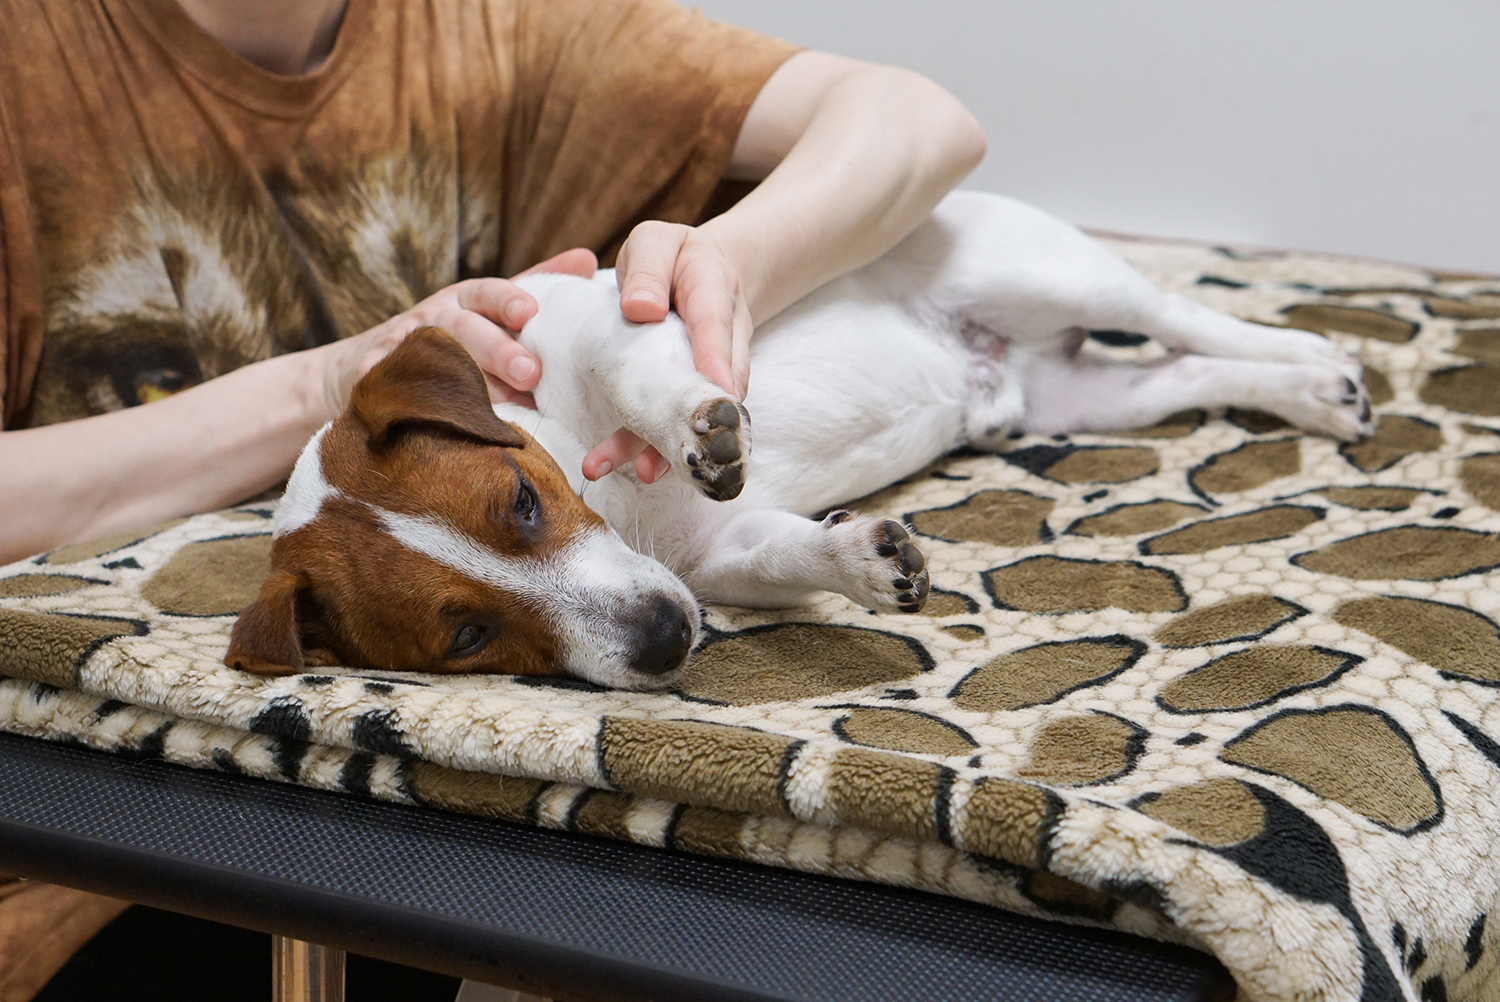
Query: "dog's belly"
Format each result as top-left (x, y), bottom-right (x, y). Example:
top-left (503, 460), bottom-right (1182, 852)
top-left (735, 287), bottom-right (976, 516)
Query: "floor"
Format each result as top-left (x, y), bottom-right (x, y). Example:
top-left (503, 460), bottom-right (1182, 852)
top-left (37, 905), bottom-right (461, 1002)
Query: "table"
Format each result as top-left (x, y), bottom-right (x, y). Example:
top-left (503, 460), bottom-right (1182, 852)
top-left (0, 732), bottom-right (1232, 1002)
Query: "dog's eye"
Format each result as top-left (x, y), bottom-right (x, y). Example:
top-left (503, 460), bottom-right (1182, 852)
top-left (514, 481), bottom-right (538, 522)
top-left (449, 624), bottom-right (492, 657)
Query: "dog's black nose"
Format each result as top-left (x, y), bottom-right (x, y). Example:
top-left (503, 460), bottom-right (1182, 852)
top-left (627, 596), bottom-right (694, 676)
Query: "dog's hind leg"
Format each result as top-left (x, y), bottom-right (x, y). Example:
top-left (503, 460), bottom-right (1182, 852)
top-left (1018, 351), bottom-right (1374, 441)
top-left (684, 508), bottom-right (929, 612)
top-left (1114, 290), bottom-right (1363, 379)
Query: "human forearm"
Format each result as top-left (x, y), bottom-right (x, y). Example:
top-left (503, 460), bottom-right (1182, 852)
top-left (0, 261), bottom-right (595, 564)
top-left (592, 53), bottom-right (985, 482)
top-left (0, 348), bottom-right (333, 564)
top-left (704, 59), bottom-right (986, 325)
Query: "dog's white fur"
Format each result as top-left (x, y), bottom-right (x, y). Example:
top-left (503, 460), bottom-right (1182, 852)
top-left (277, 191), bottom-right (1370, 689)
top-left (503, 192), bottom-right (1366, 613)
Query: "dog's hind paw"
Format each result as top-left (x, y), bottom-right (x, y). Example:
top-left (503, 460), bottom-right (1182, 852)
top-left (823, 511), bottom-right (931, 613)
top-left (681, 398), bottom-right (751, 501)
top-left (1278, 365), bottom-right (1376, 442)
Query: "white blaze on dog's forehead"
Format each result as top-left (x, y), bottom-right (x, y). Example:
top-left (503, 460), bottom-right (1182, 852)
top-left (373, 506), bottom-right (537, 595)
top-left (371, 507), bottom-right (674, 606)
top-left (275, 423), bottom-right (337, 538)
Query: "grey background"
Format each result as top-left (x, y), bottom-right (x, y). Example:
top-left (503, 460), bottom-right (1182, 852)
top-left (697, 0), bottom-right (1500, 273)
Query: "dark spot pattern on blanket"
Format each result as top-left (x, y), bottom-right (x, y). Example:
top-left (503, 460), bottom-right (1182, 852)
top-left (1294, 526), bottom-right (1500, 580)
top-left (1221, 706), bottom-right (1442, 834)
top-left (1421, 365), bottom-right (1500, 417)
top-left (1334, 597), bottom-right (1500, 684)
top-left (141, 533), bottom-right (272, 615)
top-left (1189, 439), bottom-right (1301, 496)
top-left (950, 636), bottom-right (1146, 713)
top-left (1339, 416), bottom-right (1443, 473)
top-left (1281, 303), bottom-right (1418, 343)
top-left (983, 556), bottom-right (1188, 613)
top-left (1155, 594), bottom-right (1307, 648)
top-left (1002, 444), bottom-right (1160, 484)
top-left (1015, 712), bottom-right (1145, 787)
top-left (906, 489), bottom-right (1056, 546)
top-left (1066, 500), bottom-right (1208, 538)
top-left (833, 707), bottom-right (977, 757)
top-left (1140, 505), bottom-right (1324, 556)
top-left (1158, 646), bottom-right (1360, 713)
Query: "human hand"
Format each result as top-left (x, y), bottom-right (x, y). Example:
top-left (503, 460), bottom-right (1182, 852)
top-left (583, 222), bottom-right (753, 483)
top-left (317, 248), bottom-right (599, 419)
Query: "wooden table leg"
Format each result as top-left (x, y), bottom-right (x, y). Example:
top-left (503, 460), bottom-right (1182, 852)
top-left (273, 935), bottom-right (345, 1002)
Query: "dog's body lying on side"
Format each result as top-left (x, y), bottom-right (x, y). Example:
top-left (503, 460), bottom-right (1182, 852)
top-left (227, 191), bottom-right (1372, 690)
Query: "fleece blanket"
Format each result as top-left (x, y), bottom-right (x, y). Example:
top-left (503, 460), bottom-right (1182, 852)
top-left (2, 238), bottom-right (1499, 1002)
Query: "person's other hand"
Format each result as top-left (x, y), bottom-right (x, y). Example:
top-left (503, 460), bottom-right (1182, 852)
top-left (583, 222), bottom-right (753, 484)
top-left (320, 248), bottom-right (599, 418)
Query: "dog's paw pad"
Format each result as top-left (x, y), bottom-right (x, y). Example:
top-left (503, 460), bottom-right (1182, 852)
top-left (684, 398), bottom-right (750, 501)
top-left (827, 516), bottom-right (931, 613)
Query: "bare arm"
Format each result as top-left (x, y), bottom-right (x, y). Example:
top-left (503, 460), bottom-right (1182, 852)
top-left (0, 350), bottom-right (329, 564)
top-left (590, 51), bottom-right (986, 480)
top-left (0, 252), bottom-right (596, 565)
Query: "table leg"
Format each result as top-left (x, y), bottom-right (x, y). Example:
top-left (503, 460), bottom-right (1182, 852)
top-left (273, 935), bottom-right (345, 1002)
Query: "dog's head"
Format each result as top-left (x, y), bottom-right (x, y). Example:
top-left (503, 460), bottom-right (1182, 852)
top-left (225, 327), bottom-right (699, 689)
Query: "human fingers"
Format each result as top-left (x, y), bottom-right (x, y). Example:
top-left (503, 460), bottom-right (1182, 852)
top-left (443, 309), bottom-right (542, 395)
top-left (517, 247), bottom-right (598, 278)
top-left (616, 221), bottom-right (687, 323)
top-left (482, 371), bottom-right (537, 410)
top-left (729, 294), bottom-right (754, 401)
top-left (454, 278), bottom-right (539, 332)
top-left (675, 258), bottom-right (739, 398)
top-left (582, 428), bottom-right (672, 483)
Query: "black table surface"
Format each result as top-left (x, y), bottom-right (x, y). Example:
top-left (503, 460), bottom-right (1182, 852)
top-left (0, 731), bottom-right (1233, 1002)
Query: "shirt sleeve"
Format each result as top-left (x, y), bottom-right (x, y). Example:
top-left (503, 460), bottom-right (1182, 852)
top-left (499, 0), bottom-right (799, 273)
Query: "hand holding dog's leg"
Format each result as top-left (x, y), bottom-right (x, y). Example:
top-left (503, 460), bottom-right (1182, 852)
top-left (322, 249), bottom-right (598, 422)
top-left (588, 52), bottom-right (984, 485)
top-left (582, 319), bottom-right (753, 501)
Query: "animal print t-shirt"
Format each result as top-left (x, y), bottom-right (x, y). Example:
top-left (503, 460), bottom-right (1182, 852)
top-left (0, 0), bottom-right (798, 428)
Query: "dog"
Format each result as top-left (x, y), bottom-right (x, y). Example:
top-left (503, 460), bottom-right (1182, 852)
top-left (225, 191), bottom-right (1372, 690)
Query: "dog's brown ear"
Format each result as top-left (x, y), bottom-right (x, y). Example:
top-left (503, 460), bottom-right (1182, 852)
top-left (226, 569), bottom-right (314, 676)
top-left (349, 326), bottom-right (526, 450)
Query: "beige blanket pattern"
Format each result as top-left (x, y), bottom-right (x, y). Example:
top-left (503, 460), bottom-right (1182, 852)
top-left (2, 239), bottom-right (1499, 1002)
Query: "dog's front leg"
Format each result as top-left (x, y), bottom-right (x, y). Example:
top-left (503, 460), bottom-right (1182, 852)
top-left (686, 508), bottom-right (929, 612)
top-left (580, 316), bottom-right (752, 502)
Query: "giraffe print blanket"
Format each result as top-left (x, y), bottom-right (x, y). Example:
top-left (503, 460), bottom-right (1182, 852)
top-left (2, 237), bottom-right (1498, 1002)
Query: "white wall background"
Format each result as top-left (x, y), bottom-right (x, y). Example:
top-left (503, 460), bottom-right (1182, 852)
top-left (697, 1), bottom-right (1500, 274)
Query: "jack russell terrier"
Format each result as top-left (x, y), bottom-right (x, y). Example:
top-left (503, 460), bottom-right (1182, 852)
top-left (226, 191), bottom-right (1372, 690)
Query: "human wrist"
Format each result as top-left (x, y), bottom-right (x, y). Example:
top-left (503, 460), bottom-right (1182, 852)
top-left (291, 336), bottom-right (359, 429)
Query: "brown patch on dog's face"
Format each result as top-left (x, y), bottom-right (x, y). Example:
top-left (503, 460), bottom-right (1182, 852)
top-left (319, 421), bottom-right (605, 676)
top-left (228, 328), bottom-right (611, 678)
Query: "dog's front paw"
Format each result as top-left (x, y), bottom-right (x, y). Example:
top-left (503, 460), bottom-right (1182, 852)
top-left (823, 511), bottom-right (930, 613)
top-left (680, 398), bottom-right (751, 501)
